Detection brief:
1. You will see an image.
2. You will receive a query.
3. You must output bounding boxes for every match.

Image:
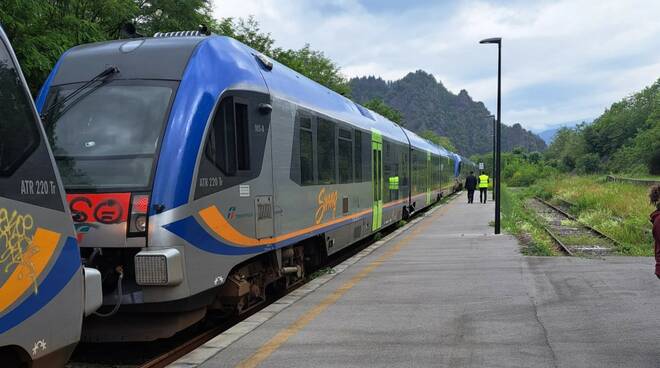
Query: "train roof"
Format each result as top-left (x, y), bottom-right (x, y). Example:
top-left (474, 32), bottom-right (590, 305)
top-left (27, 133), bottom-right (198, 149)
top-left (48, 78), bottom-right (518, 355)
top-left (44, 34), bottom-right (457, 156)
top-left (50, 36), bottom-right (205, 84)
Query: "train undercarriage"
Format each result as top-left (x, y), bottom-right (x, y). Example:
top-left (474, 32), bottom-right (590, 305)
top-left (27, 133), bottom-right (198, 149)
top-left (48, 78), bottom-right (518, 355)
top-left (81, 241), bottom-right (320, 342)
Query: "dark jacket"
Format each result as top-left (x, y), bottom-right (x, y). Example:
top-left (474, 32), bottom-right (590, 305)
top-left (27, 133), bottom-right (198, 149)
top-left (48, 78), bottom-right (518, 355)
top-left (651, 210), bottom-right (660, 277)
top-left (465, 175), bottom-right (477, 191)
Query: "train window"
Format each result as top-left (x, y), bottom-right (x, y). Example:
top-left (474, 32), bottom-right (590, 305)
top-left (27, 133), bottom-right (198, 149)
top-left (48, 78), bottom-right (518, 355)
top-left (354, 130), bottom-right (362, 182)
top-left (206, 98), bottom-right (233, 174)
top-left (299, 116), bottom-right (314, 185)
top-left (338, 128), bottom-right (353, 183)
top-left (0, 41), bottom-right (40, 177)
top-left (235, 103), bottom-right (250, 170)
top-left (205, 97), bottom-right (251, 176)
top-left (317, 118), bottom-right (336, 184)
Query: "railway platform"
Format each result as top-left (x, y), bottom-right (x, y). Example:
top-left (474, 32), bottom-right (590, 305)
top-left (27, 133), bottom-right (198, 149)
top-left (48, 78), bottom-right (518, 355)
top-left (171, 194), bottom-right (660, 368)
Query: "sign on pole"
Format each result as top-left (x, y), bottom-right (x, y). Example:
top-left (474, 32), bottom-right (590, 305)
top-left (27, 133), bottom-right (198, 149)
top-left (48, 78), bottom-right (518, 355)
top-left (478, 162), bottom-right (484, 170)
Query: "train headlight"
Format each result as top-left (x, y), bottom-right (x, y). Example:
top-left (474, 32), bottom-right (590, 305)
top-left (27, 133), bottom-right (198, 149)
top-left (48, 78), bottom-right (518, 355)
top-left (128, 193), bottom-right (149, 236)
top-left (134, 249), bottom-right (183, 286)
top-left (134, 215), bottom-right (147, 232)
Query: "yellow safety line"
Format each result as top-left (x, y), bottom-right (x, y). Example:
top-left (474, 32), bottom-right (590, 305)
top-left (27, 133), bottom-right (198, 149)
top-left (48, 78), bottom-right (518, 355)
top-left (235, 201), bottom-right (452, 368)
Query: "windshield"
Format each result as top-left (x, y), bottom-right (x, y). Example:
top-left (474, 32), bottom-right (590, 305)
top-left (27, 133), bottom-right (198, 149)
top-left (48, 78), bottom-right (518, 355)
top-left (45, 80), bottom-right (175, 190)
top-left (0, 39), bottom-right (40, 176)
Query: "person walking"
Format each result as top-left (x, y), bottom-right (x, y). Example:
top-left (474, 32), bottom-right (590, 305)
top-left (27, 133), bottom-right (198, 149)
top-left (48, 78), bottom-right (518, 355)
top-left (478, 171), bottom-right (489, 204)
top-left (465, 171), bottom-right (477, 203)
top-left (649, 185), bottom-right (660, 279)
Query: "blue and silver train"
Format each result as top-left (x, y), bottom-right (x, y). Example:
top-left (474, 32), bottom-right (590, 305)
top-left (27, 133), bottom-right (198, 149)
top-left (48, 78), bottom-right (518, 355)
top-left (36, 32), bottom-right (474, 341)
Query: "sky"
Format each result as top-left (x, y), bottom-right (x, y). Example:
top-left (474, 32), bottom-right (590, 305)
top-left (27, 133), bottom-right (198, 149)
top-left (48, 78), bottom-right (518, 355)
top-left (212, 0), bottom-right (660, 132)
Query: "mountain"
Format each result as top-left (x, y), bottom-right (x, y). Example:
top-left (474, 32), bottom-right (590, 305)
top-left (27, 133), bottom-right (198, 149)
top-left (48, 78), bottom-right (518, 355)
top-left (538, 128), bottom-right (561, 145)
top-left (349, 71), bottom-right (546, 157)
top-left (536, 120), bottom-right (590, 144)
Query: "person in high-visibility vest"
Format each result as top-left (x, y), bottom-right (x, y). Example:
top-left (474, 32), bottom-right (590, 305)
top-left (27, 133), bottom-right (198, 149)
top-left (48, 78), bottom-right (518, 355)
top-left (478, 171), bottom-right (489, 204)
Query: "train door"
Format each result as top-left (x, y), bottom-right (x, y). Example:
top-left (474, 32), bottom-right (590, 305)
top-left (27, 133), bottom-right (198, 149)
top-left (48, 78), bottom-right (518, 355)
top-left (0, 28), bottom-right (101, 367)
top-left (425, 151), bottom-right (432, 205)
top-left (371, 132), bottom-right (383, 231)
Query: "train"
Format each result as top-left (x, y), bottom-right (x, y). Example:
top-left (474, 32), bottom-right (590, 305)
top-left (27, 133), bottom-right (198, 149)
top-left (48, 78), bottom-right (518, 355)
top-left (0, 26), bottom-right (102, 367)
top-left (35, 31), bottom-right (475, 341)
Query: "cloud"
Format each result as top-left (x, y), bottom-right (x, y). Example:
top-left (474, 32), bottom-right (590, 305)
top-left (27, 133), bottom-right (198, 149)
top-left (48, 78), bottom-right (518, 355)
top-left (212, 0), bottom-right (660, 131)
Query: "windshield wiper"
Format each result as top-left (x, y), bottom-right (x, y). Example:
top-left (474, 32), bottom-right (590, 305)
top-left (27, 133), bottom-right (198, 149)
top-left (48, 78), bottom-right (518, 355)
top-left (42, 66), bottom-right (119, 123)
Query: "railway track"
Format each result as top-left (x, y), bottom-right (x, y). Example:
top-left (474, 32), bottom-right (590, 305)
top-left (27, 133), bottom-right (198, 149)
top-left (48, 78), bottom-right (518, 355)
top-left (67, 193), bottom-right (457, 368)
top-left (526, 197), bottom-right (618, 256)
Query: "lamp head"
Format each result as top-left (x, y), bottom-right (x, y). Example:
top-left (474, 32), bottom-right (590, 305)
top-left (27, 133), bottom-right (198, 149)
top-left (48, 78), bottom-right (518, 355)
top-left (479, 37), bottom-right (502, 44)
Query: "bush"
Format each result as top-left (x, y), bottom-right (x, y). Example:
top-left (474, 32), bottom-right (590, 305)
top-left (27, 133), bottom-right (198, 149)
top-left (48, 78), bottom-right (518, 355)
top-left (648, 148), bottom-right (660, 175)
top-left (561, 155), bottom-right (576, 171)
top-left (575, 153), bottom-right (600, 173)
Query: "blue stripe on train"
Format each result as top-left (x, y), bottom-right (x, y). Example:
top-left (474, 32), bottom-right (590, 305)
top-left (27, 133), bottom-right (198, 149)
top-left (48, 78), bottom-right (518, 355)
top-left (149, 38), bottom-right (269, 215)
top-left (35, 51), bottom-right (68, 112)
top-left (0, 237), bottom-right (81, 334)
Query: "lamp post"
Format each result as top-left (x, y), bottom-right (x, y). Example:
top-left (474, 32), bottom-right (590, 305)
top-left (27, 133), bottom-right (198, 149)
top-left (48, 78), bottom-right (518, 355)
top-left (491, 116), bottom-right (496, 201)
top-left (479, 37), bottom-right (502, 235)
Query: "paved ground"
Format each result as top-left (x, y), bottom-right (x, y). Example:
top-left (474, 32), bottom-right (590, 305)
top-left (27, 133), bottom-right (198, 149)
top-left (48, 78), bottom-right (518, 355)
top-left (175, 194), bottom-right (660, 368)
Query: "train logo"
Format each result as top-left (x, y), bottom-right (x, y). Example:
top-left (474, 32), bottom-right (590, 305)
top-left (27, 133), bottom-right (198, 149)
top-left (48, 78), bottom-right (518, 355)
top-left (314, 188), bottom-right (338, 225)
top-left (227, 207), bottom-right (237, 220)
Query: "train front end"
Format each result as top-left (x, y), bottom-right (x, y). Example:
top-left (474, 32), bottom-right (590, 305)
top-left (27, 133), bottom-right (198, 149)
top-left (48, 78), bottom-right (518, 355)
top-left (36, 36), bottom-right (210, 341)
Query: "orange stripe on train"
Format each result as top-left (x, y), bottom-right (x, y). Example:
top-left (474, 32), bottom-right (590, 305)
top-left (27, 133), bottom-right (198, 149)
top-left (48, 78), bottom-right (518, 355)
top-left (197, 199), bottom-right (406, 248)
top-left (0, 228), bottom-right (61, 313)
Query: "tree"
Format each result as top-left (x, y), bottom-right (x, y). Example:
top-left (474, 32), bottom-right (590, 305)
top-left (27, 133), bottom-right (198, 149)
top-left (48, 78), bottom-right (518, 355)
top-left (272, 44), bottom-right (350, 96)
top-left (0, 2), bottom-right (352, 99)
top-left (419, 130), bottom-right (457, 153)
top-left (576, 153), bottom-right (600, 174)
top-left (135, 0), bottom-right (216, 36)
top-left (0, 0), bottom-right (218, 92)
top-left (215, 16), bottom-right (274, 54)
top-left (363, 98), bottom-right (403, 124)
top-left (1, 0), bottom-right (138, 92)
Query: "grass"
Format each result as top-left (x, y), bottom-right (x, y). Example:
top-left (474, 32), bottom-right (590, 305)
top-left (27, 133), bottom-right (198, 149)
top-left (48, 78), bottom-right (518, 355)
top-left (561, 234), bottom-right (605, 246)
top-left (308, 267), bottom-right (335, 280)
top-left (501, 185), bottom-right (558, 256)
top-left (531, 175), bottom-right (654, 256)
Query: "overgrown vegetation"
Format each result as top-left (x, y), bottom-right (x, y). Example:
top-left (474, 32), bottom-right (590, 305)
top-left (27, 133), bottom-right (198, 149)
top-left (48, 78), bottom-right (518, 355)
top-left (502, 176), bottom-right (655, 257)
top-left (546, 79), bottom-right (660, 176)
top-left (531, 176), bottom-right (654, 256)
top-left (486, 78), bottom-right (658, 256)
top-left (501, 186), bottom-right (557, 256)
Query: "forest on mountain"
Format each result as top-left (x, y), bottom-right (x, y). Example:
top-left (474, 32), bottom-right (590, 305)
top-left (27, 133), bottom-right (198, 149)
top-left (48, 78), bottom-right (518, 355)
top-left (545, 78), bottom-right (660, 175)
top-left (350, 72), bottom-right (546, 157)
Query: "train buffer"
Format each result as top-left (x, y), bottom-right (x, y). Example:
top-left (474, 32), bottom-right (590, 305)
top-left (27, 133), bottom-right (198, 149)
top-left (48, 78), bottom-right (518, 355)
top-left (171, 195), bottom-right (660, 368)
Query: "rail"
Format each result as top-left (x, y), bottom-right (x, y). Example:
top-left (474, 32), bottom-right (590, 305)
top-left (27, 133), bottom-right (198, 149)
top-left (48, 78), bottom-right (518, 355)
top-left (606, 175), bottom-right (660, 186)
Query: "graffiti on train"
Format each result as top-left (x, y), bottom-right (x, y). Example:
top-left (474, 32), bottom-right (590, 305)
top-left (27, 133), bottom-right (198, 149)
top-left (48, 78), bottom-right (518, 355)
top-left (0, 207), bottom-right (39, 293)
top-left (314, 188), bottom-right (338, 225)
top-left (67, 193), bottom-right (130, 224)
